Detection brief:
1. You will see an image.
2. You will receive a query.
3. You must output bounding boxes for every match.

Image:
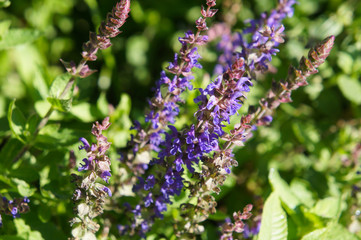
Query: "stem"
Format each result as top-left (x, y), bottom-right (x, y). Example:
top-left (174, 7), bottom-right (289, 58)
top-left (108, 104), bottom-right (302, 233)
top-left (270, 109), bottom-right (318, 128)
top-left (12, 63), bottom-right (83, 163)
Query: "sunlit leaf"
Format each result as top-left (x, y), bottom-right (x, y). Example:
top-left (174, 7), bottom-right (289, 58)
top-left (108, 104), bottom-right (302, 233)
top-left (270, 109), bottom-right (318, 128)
top-left (0, 29), bottom-right (41, 50)
top-left (337, 75), bottom-right (361, 104)
top-left (8, 100), bottom-right (27, 143)
top-left (302, 223), bottom-right (359, 240)
top-left (258, 192), bottom-right (288, 240)
top-left (269, 168), bottom-right (301, 210)
top-left (310, 197), bottom-right (340, 219)
top-left (12, 178), bottom-right (36, 197)
top-left (47, 73), bottom-right (73, 112)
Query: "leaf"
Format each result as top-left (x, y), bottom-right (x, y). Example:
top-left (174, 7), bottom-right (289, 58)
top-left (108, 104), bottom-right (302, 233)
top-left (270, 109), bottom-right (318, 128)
top-left (14, 218), bottom-right (45, 240)
top-left (337, 75), bottom-right (361, 104)
top-left (0, 0), bottom-right (11, 8)
top-left (8, 99), bottom-right (27, 143)
top-left (290, 179), bottom-right (316, 208)
top-left (0, 20), bottom-right (11, 39)
top-left (12, 178), bottom-right (36, 197)
top-left (47, 73), bottom-right (73, 112)
top-left (302, 223), bottom-right (359, 240)
top-left (97, 92), bottom-right (109, 116)
top-left (269, 168), bottom-right (301, 210)
top-left (310, 197), bottom-right (340, 219)
top-left (258, 192), bottom-right (288, 240)
top-left (0, 29), bottom-right (41, 50)
top-left (292, 122), bottom-right (320, 152)
top-left (337, 52), bottom-right (353, 74)
top-left (70, 102), bottom-right (97, 122)
top-left (0, 138), bottom-right (24, 169)
top-left (38, 203), bottom-right (52, 223)
top-left (46, 97), bottom-right (72, 112)
top-left (35, 123), bottom-right (79, 149)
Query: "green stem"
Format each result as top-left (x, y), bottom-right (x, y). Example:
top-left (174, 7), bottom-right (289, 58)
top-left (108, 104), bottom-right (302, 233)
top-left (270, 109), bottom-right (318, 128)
top-left (12, 69), bottom-right (80, 163)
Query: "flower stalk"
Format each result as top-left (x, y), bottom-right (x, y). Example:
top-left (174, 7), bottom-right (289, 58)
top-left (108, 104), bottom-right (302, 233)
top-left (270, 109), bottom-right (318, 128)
top-left (70, 117), bottom-right (112, 240)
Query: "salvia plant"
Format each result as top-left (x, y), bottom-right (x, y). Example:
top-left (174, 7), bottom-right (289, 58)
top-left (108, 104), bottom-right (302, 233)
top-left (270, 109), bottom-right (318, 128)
top-left (1, 0), bottom-right (361, 239)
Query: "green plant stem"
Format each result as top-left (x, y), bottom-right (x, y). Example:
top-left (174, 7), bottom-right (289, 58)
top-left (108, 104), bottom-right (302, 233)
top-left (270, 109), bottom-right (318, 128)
top-left (12, 71), bottom-right (80, 164)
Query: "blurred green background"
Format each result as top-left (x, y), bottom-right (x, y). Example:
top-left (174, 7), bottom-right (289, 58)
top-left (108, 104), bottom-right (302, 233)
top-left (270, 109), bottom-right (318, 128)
top-left (1, 0), bottom-right (361, 239)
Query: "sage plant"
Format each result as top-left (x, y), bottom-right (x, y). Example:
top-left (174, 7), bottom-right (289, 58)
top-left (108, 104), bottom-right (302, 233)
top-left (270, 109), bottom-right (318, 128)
top-left (119, 0), bottom-right (218, 176)
top-left (70, 117), bottom-right (112, 240)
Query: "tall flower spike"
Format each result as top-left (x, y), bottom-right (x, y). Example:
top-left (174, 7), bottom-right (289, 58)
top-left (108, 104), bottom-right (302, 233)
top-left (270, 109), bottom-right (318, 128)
top-left (213, 0), bottom-right (296, 75)
top-left (124, 2), bottom-right (296, 237)
top-left (70, 117), bottom-right (112, 240)
top-left (117, 1), bottom-right (219, 237)
top-left (180, 36), bottom-right (334, 238)
top-left (61, 0), bottom-right (130, 78)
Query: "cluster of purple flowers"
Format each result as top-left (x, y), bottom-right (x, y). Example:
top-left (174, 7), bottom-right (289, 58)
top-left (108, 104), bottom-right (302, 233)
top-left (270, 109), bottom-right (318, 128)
top-left (123, 0), bottom-right (218, 169)
top-left (0, 196), bottom-right (30, 227)
top-left (123, 1), bottom-right (298, 237)
top-left (215, 0), bottom-right (296, 75)
top-left (77, 118), bottom-right (112, 185)
top-left (116, 0), bottom-right (219, 236)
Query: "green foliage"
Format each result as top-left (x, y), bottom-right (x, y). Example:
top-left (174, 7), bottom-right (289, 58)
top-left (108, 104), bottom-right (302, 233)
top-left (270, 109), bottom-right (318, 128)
top-left (47, 73), bottom-right (73, 112)
top-left (0, 29), bottom-right (41, 50)
top-left (0, 0), bottom-right (361, 239)
top-left (258, 192), bottom-right (288, 240)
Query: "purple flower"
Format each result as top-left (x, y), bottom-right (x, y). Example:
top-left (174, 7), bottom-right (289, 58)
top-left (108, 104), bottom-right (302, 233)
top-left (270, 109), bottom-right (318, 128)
top-left (155, 199), bottom-right (167, 218)
top-left (101, 171), bottom-right (112, 183)
top-left (144, 175), bottom-right (156, 190)
top-left (79, 137), bottom-right (90, 151)
top-left (132, 204), bottom-right (142, 216)
top-left (103, 187), bottom-right (112, 197)
top-left (11, 207), bottom-right (18, 218)
top-left (144, 193), bottom-right (153, 207)
top-left (78, 158), bottom-right (91, 172)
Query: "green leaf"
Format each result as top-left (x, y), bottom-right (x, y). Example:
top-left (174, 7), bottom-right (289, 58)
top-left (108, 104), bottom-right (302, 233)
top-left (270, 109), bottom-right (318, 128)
top-left (269, 168), bottom-right (301, 210)
top-left (337, 52), bottom-right (353, 74)
top-left (70, 102), bottom-right (97, 122)
top-left (46, 97), bottom-right (72, 112)
top-left (310, 197), bottom-right (340, 219)
top-left (0, 29), bottom-right (41, 50)
top-left (0, 20), bottom-right (11, 39)
top-left (38, 203), bottom-right (52, 223)
top-left (0, 138), bottom-right (24, 170)
top-left (292, 122), bottom-right (320, 152)
top-left (97, 92), bottom-right (109, 116)
top-left (47, 73), bottom-right (73, 112)
top-left (8, 99), bottom-right (27, 143)
top-left (302, 223), bottom-right (359, 240)
top-left (35, 123), bottom-right (79, 149)
top-left (12, 178), bottom-right (36, 197)
top-left (337, 75), bottom-right (361, 104)
top-left (14, 218), bottom-right (45, 240)
top-left (290, 179), bottom-right (316, 208)
top-left (258, 192), bottom-right (288, 240)
top-left (0, 0), bottom-right (11, 8)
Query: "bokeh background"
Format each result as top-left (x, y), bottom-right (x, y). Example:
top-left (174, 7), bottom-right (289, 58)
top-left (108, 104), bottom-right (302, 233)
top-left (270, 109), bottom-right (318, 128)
top-left (0, 0), bottom-right (361, 239)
